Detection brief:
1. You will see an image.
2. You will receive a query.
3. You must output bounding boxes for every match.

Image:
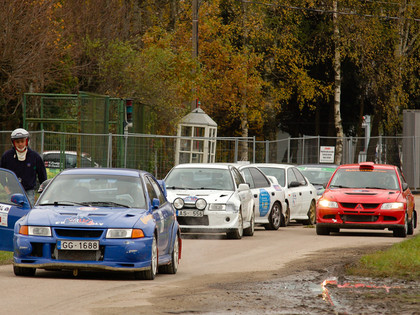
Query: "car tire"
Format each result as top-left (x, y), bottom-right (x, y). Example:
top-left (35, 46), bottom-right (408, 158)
top-left (265, 202), bottom-right (282, 230)
top-left (316, 224), bottom-right (330, 235)
top-left (227, 211), bottom-right (243, 239)
top-left (159, 233), bottom-right (180, 274)
top-left (407, 214), bottom-right (414, 236)
top-left (243, 208), bottom-right (255, 236)
top-left (304, 200), bottom-right (316, 225)
top-left (13, 265), bottom-right (36, 277)
top-left (393, 213), bottom-right (408, 238)
top-left (280, 204), bottom-right (290, 227)
top-left (135, 234), bottom-right (158, 280)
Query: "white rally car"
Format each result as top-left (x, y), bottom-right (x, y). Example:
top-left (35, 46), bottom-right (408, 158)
top-left (251, 163), bottom-right (318, 225)
top-left (164, 163), bottom-right (255, 239)
top-left (236, 164), bottom-right (287, 230)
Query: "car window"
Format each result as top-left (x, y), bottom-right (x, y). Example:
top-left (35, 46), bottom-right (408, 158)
top-left (240, 168), bottom-right (255, 188)
top-left (0, 170), bottom-right (24, 204)
top-left (165, 168), bottom-right (234, 190)
top-left (146, 176), bottom-right (166, 205)
top-left (258, 167), bottom-right (285, 187)
top-left (329, 168), bottom-right (399, 190)
top-left (248, 167), bottom-right (270, 188)
top-left (292, 168), bottom-right (307, 185)
top-left (287, 168), bottom-right (298, 186)
top-left (231, 167), bottom-right (245, 187)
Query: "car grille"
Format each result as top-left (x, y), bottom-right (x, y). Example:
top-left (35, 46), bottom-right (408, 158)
top-left (178, 216), bottom-right (209, 226)
top-left (339, 203), bottom-right (380, 209)
top-left (54, 228), bottom-right (104, 238)
top-left (341, 215), bottom-right (379, 222)
top-left (54, 248), bottom-right (103, 261)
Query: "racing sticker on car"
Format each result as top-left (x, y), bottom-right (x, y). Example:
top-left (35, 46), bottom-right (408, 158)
top-left (259, 189), bottom-right (270, 216)
top-left (0, 204), bottom-right (11, 227)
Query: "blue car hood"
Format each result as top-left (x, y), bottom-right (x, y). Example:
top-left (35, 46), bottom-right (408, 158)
top-left (25, 206), bottom-right (149, 229)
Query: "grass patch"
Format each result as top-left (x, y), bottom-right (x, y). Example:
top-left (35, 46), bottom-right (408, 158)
top-left (347, 234), bottom-right (420, 280)
top-left (0, 251), bottom-right (13, 265)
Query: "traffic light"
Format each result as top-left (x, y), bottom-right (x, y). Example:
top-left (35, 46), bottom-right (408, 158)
top-left (125, 98), bottom-right (133, 128)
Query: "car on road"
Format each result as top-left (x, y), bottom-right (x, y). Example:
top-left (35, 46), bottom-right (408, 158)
top-left (164, 163), bottom-right (255, 239)
top-left (251, 163), bottom-right (318, 225)
top-left (297, 164), bottom-right (338, 197)
top-left (236, 164), bottom-right (287, 230)
top-left (42, 150), bottom-right (99, 179)
top-left (0, 167), bottom-right (181, 280)
top-left (316, 162), bottom-right (417, 237)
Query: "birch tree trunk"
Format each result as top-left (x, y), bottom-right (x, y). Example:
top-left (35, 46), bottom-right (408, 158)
top-left (333, 0), bottom-right (344, 165)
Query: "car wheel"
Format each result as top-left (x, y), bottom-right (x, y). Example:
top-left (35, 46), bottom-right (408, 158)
top-left (159, 233), bottom-right (180, 274)
top-left (304, 200), bottom-right (316, 225)
top-left (393, 213), bottom-right (408, 238)
top-left (244, 208), bottom-right (255, 236)
top-left (227, 211), bottom-right (243, 239)
top-left (135, 234), bottom-right (158, 280)
top-left (13, 266), bottom-right (36, 277)
top-left (265, 202), bottom-right (282, 230)
top-left (316, 224), bottom-right (330, 235)
top-left (281, 204), bottom-right (290, 227)
top-left (407, 213), bottom-right (414, 236)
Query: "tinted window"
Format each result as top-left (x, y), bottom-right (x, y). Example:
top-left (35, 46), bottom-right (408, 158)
top-left (259, 167), bottom-right (285, 187)
top-left (240, 168), bottom-right (255, 188)
top-left (293, 168), bottom-right (307, 185)
top-left (249, 167), bottom-right (270, 188)
top-left (231, 167), bottom-right (245, 187)
top-left (146, 176), bottom-right (166, 205)
top-left (287, 168), bottom-right (298, 186)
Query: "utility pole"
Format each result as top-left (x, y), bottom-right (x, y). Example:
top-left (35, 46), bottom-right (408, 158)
top-left (191, 0), bottom-right (199, 110)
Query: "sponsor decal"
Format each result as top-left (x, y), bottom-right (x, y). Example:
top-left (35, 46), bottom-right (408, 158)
top-left (56, 216), bottom-right (103, 226)
top-left (0, 204), bottom-right (11, 227)
top-left (259, 189), bottom-right (270, 216)
top-left (184, 196), bottom-right (198, 203)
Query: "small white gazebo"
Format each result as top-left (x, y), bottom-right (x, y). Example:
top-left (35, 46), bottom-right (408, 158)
top-left (175, 107), bottom-right (217, 165)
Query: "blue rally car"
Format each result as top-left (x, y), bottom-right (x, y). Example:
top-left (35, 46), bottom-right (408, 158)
top-left (0, 167), bottom-right (181, 280)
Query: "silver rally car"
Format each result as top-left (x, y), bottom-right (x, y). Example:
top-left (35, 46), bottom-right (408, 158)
top-left (164, 163), bottom-right (255, 239)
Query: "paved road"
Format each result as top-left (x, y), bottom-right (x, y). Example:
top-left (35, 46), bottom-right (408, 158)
top-left (1, 213), bottom-right (418, 315)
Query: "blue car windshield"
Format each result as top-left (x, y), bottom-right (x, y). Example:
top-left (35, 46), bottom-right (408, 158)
top-left (37, 174), bottom-right (147, 209)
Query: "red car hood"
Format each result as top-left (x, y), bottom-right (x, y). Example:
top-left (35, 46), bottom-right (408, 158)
top-left (322, 188), bottom-right (402, 203)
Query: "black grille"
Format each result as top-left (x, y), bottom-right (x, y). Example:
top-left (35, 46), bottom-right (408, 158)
top-left (54, 228), bottom-right (104, 238)
top-left (341, 215), bottom-right (379, 222)
top-left (178, 216), bottom-right (209, 226)
top-left (340, 203), bottom-right (380, 209)
top-left (56, 249), bottom-right (102, 261)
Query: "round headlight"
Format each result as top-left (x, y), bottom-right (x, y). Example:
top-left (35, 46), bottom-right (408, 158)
top-left (173, 197), bottom-right (184, 210)
top-left (195, 198), bottom-right (207, 210)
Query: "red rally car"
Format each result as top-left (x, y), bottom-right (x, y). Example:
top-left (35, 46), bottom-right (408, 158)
top-left (316, 162), bottom-right (417, 237)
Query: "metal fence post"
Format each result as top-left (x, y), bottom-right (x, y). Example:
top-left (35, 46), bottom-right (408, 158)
top-left (265, 140), bottom-right (269, 163)
top-left (253, 136), bottom-right (256, 163)
top-left (107, 133), bottom-right (112, 168)
top-left (234, 138), bottom-right (238, 163)
top-left (287, 137), bottom-right (290, 164)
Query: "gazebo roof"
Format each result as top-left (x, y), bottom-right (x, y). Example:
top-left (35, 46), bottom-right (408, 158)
top-left (180, 107), bottom-right (217, 127)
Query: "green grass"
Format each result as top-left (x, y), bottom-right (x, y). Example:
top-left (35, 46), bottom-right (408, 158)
top-left (347, 234), bottom-right (420, 280)
top-left (0, 251), bottom-right (13, 265)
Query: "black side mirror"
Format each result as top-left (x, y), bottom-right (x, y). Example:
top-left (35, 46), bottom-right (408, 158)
top-left (289, 181), bottom-right (301, 188)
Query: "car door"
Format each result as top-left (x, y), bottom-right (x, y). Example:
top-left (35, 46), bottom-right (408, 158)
top-left (231, 167), bottom-right (253, 222)
top-left (240, 166), bottom-right (274, 220)
top-left (0, 168), bottom-right (32, 251)
top-left (292, 167), bottom-right (315, 217)
top-left (145, 175), bottom-right (172, 255)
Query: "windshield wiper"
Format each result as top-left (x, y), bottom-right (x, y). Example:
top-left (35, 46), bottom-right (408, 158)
top-left (88, 201), bottom-right (130, 208)
top-left (39, 201), bottom-right (89, 206)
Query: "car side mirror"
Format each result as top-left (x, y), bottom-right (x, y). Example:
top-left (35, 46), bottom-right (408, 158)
top-left (152, 198), bottom-right (160, 209)
top-left (11, 193), bottom-right (31, 209)
top-left (323, 182), bottom-right (328, 189)
top-left (289, 181), bottom-right (301, 188)
top-left (402, 182), bottom-right (409, 191)
top-left (238, 183), bottom-right (250, 191)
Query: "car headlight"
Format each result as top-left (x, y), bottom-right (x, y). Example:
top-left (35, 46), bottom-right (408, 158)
top-left (209, 204), bottom-right (226, 211)
top-left (173, 197), bottom-right (184, 210)
top-left (19, 226), bottom-right (52, 236)
top-left (318, 199), bottom-right (338, 208)
top-left (195, 198), bottom-right (207, 210)
top-left (381, 202), bottom-right (404, 210)
top-left (106, 229), bottom-right (144, 239)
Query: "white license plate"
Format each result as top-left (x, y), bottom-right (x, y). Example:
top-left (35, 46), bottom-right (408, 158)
top-left (57, 240), bottom-right (99, 251)
top-left (177, 210), bottom-right (204, 217)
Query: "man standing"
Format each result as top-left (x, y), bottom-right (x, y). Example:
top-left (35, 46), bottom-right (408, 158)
top-left (0, 128), bottom-right (47, 205)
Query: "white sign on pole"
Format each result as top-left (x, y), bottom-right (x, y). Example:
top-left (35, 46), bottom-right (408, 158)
top-left (319, 146), bottom-right (335, 163)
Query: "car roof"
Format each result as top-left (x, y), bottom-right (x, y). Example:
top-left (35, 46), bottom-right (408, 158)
top-left (250, 163), bottom-right (295, 169)
top-left (59, 168), bottom-right (148, 177)
top-left (43, 150), bottom-right (91, 157)
top-left (171, 163), bottom-right (231, 170)
top-left (298, 164), bottom-right (339, 168)
top-left (337, 162), bottom-right (396, 170)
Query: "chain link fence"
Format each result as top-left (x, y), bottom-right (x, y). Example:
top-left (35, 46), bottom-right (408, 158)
top-left (1, 130), bottom-right (418, 189)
